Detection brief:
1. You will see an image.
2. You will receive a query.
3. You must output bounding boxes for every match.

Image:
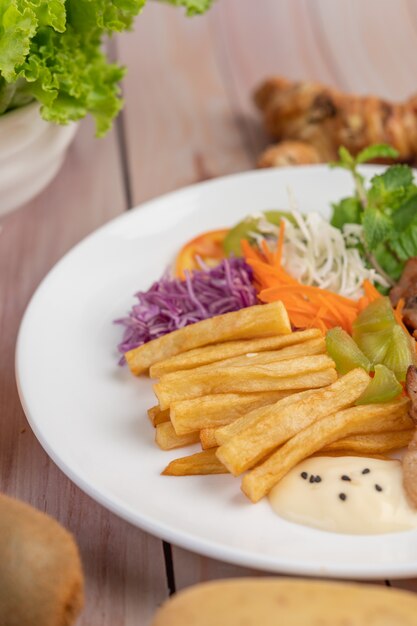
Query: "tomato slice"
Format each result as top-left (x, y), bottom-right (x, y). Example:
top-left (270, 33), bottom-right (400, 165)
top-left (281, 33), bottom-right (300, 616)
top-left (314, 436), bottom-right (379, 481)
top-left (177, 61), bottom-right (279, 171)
top-left (175, 229), bottom-right (229, 279)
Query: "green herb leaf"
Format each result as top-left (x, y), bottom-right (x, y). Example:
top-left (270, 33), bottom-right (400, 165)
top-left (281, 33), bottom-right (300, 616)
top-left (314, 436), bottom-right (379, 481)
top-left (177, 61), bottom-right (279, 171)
top-left (356, 144), bottom-right (399, 164)
top-left (362, 206), bottom-right (392, 250)
top-left (331, 197), bottom-right (362, 229)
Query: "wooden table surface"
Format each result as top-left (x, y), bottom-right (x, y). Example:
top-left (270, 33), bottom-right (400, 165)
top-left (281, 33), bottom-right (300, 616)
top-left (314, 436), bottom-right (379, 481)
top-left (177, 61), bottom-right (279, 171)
top-left (2, 1), bottom-right (417, 623)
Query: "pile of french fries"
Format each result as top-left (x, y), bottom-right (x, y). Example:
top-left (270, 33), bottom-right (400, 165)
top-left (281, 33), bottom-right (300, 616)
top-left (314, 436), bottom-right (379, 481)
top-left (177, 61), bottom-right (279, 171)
top-left (125, 302), bottom-right (413, 503)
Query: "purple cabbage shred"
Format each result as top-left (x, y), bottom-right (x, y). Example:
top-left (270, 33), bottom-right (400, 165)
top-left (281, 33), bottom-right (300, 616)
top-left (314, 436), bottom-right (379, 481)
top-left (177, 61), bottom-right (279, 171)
top-left (115, 257), bottom-right (258, 363)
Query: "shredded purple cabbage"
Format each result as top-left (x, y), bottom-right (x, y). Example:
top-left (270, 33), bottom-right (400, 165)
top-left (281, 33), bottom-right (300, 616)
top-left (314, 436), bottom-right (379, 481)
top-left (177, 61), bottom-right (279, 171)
top-left (115, 257), bottom-right (258, 362)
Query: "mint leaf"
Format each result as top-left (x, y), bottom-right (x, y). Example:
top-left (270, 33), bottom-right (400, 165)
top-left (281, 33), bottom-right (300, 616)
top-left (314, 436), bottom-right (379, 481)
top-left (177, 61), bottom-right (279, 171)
top-left (331, 197), bottom-right (362, 229)
top-left (370, 165), bottom-right (413, 193)
top-left (392, 193), bottom-right (417, 231)
top-left (356, 144), bottom-right (399, 164)
top-left (389, 225), bottom-right (417, 262)
top-left (362, 206), bottom-right (392, 250)
top-left (374, 243), bottom-right (404, 282)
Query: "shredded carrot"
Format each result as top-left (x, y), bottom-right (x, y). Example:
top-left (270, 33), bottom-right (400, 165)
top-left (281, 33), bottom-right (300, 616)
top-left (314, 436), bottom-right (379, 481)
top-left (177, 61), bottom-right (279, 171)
top-left (243, 238), bottom-right (385, 335)
top-left (394, 298), bottom-right (409, 333)
top-left (363, 279), bottom-right (382, 303)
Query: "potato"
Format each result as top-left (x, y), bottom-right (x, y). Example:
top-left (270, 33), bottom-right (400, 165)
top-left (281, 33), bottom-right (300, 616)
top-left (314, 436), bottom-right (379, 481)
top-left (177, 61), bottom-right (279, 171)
top-left (150, 329), bottom-right (322, 377)
top-left (170, 390), bottom-right (293, 436)
top-left (322, 428), bottom-right (414, 454)
top-left (214, 389), bottom-right (320, 446)
top-left (0, 493), bottom-right (84, 626)
top-left (216, 368), bottom-right (370, 476)
top-left (154, 355), bottom-right (336, 409)
top-left (155, 422), bottom-right (200, 450)
top-left (151, 578), bottom-right (417, 626)
top-left (242, 398), bottom-right (410, 502)
top-left (200, 428), bottom-right (218, 450)
top-left (148, 405), bottom-right (170, 427)
top-left (126, 302), bottom-right (291, 375)
top-left (162, 449), bottom-right (227, 476)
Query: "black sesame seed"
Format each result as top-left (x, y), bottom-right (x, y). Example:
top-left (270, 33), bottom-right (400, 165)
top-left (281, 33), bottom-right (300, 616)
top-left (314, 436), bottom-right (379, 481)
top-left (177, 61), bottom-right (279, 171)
top-left (339, 493), bottom-right (347, 501)
top-left (314, 476), bottom-right (322, 483)
top-left (309, 475), bottom-right (315, 483)
top-left (375, 484), bottom-right (383, 492)
top-left (362, 468), bottom-right (370, 475)
top-left (301, 472), bottom-right (308, 480)
top-left (341, 475), bottom-right (351, 482)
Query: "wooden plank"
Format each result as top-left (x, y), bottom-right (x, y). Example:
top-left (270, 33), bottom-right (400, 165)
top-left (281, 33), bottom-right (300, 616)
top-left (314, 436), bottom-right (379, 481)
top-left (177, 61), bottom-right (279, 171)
top-left (0, 117), bottom-right (167, 625)
top-left (116, 2), bottom-right (255, 206)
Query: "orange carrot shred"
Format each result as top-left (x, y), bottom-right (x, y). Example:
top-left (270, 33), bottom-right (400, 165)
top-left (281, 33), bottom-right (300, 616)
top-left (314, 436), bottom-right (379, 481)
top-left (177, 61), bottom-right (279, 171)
top-left (241, 238), bottom-right (383, 335)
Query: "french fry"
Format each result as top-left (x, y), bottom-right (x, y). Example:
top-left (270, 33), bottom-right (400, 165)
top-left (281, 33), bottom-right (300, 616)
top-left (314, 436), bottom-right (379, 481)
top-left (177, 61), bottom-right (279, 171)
top-left (154, 355), bottom-right (336, 409)
top-left (170, 390), bottom-right (293, 436)
top-left (162, 449), bottom-right (228, 476)
top-left (241, 398), bottom-right (410, 502)
top-left (216, 368), bottom-right (369, 476)
top-left (200, 428), bottom-right (218, 450)
top-left (150, 329), bottom-right (322, 377)
top-left (153, 337), bottom-right (325, 381)
top-left (322, 429), bottom-right (414, 454)
top-left (126, 302), bottom-right (291, 375)
top-left (148, 405), bottom-right (170, 427)
top-left (215, 403), bottom-right (411, 448)
top-left (155, 422), bottom-right (200, 450)
top-left (214, 389), bottom-right (321, 446)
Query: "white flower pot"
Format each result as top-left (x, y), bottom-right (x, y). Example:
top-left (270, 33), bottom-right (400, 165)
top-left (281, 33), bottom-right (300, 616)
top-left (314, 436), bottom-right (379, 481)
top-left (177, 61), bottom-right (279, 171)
top-left (0, 102), bottom-right (78, 217)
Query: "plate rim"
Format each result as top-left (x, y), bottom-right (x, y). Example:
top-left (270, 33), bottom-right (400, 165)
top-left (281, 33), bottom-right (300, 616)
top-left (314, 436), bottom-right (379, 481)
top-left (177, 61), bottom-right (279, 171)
top-left (15, 164), bottom-right (417, 580)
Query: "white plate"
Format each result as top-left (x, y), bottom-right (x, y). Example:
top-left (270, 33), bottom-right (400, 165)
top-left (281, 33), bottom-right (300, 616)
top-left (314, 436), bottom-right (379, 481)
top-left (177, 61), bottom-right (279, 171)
top-left (16, 166), bottom-right (417, 580)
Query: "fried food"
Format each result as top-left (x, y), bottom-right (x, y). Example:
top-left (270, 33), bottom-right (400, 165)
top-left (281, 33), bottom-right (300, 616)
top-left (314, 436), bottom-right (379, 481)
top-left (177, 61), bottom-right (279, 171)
top-left (323, 429), bottom-right (414, 454)
top-left (155, 422), bottom-right (200, 450)
top-left (126, 302), bottom-right (291, 375)
top-left (154, 355), bottom-right (336, 409)
top-left (390, 257), bottom-right (417, 333)
top-left (150, 329), bottom-right (322, 377)
top-left (242, 398), bottom-right (409, 502)
top-left (214, 389), bottom-right (319, 446)
top-left (170, 390), bottom-right (292, 436)
top-left (148, 405), bottom-right (170, 427)
top-left (216, 394), bottom-right (411, 448)
top-left (254, 76), bottom-right (417, 166)
top-left (200, 428), bottom-right (218, 450)
top-left (406, 365), bottom-right (417, 422)
top-left (403, 365), bottom-right (417, 507)
top-left (216, 368), bottom-right (369, 476)
top-left (162, 449), bottom-right (227, 476)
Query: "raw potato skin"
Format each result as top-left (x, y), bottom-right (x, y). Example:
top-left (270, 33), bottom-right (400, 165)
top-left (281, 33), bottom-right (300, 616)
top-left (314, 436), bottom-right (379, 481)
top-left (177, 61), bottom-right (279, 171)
top-left (0, 493), bottom-right (84, 626)
top-left (151, 578), bottom-right (417, 626)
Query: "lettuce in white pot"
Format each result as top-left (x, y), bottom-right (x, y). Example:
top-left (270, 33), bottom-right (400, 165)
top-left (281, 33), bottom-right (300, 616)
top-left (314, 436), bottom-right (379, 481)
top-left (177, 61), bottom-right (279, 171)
top-left (0, 0), bottom-right (212, 216)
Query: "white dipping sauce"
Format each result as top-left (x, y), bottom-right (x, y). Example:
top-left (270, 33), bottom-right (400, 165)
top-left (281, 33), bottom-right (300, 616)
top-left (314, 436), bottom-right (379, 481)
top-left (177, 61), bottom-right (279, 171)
top-left (269, 456), bottom-right (417, 534)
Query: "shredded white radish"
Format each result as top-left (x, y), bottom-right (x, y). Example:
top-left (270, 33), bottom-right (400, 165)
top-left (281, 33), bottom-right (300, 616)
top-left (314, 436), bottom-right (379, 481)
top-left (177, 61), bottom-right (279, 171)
top-left (253, 211), bottom-right (389, 299)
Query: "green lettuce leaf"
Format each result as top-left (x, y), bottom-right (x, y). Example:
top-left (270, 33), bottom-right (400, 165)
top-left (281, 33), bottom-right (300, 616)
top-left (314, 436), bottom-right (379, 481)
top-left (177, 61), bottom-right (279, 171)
top-left (0, 0), bottom-right (212, 135)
